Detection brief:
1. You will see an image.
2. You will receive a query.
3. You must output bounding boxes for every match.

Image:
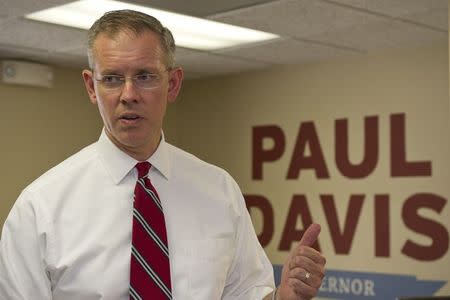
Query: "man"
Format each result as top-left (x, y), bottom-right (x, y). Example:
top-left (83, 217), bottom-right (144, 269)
top-left (0, 10), bottom-right (325, 300)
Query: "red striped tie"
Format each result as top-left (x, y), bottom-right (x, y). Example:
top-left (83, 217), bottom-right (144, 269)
top-left (130, 162), bottom-right (172, 300)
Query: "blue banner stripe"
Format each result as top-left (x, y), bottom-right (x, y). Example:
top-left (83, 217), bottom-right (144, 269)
top-left (272, 265), bottom-right (446, 300)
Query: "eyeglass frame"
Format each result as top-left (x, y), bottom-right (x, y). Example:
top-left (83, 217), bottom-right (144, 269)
top-left (91, 69), bottom-right (170, 91)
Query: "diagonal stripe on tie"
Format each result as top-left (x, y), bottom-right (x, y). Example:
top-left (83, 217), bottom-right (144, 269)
top-left (131, 213), bottom-right (171, 283)
top-left (130, 254), bottom-right (170, 299)
top-left (137, 179), bottom-right (162, 210)
top-left (134, 181), bottom-right (167, 241)
top-left (129, 285), bottom-right (143, 300)
top-left (130, 162), bottom-right (172, 300)
top-left (133, 209), bottom-right (169, 257)
top-left (132, 246), bottom-right (172, 298)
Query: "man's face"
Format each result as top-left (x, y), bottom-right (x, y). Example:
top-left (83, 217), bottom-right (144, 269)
top-left (82, 30), bottom-right (182, 159)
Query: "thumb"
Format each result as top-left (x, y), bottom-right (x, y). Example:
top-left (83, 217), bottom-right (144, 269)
top-left (299, 223), bottom-right (321, 247)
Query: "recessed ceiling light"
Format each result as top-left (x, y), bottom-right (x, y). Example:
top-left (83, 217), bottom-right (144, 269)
top-left (25, 0), bottom-right (280, 51)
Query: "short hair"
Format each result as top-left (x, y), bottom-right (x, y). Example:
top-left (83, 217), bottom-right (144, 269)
top-left (87, 9), bottom-right (176, 69)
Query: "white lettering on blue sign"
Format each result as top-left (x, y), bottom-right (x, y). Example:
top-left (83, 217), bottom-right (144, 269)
top-left (320, 275), bottom-right (376, 296)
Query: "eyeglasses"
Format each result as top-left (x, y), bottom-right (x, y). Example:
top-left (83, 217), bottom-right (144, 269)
top-left (93, 72), bottom-right (165, 90)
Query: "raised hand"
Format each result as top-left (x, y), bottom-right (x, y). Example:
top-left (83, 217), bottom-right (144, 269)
top-left (277, 223), bottom-right (326, 300)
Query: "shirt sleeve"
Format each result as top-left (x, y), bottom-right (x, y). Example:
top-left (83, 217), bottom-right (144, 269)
top-left (0, 189), bottom-right (52, 299)
top-left (221, 176), bottom-right (275, 300)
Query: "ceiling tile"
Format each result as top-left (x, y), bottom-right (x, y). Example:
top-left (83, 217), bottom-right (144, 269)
top-left (0, 16), bottom-right (8, 25)
top-left (0, 0), bottom-right (72, 17)
top-left (311, 18), bottom-right (447, 52)
top-left (215, 37), bottom-right (361, 65)
top-left (404, 8), bottom-right (448, 31)
top-left (0, 19), bottom-right (86, 52)
top-left (327, 0), bottom-right (447, 17)
top-left (128, 0), bottom-right (275, 17)
top-left (210, 0), bottom-right (387, 39)
top-left (327, 0), bottom-right (448, 30)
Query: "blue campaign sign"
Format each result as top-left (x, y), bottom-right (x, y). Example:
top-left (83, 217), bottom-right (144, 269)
top-left (273, 265), bottom-right (446, 300)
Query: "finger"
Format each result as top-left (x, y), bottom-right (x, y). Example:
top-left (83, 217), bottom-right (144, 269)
top-left (299, 223), bottom-right (321, 247)
top-left (289, 267), bottom-right (323, 289)
top-left (295, 245), bottom-right (327, 265)
top-left (289, 255), bottom-right (325, 277)
top-left (289, 256), bottom-right (326, 281)
top-left (286, 277), bottom-right (318, 299)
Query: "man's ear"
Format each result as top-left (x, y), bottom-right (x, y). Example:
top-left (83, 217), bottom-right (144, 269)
top-left (167, 67), bottom-right (183, 103)
top-left (82, 69), bottom-right (98, 105)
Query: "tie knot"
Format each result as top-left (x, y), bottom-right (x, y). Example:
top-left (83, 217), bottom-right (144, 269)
top-left (135, 162), bottom-right (151, 178)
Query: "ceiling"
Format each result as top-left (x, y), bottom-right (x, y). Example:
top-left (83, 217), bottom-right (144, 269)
top-left (0, 0), bottom-right (448, 79)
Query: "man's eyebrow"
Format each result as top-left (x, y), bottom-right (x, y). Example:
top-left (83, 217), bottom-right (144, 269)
top-left (98, 68), bottom-right (160, 75)
top-left (98, 69), bottom-right (121, 75)
top-left (135, 68), bottom-right (159, 74)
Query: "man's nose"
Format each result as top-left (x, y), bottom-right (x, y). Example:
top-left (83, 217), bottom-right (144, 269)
top-left (120, 79), bottom-right (139, 103)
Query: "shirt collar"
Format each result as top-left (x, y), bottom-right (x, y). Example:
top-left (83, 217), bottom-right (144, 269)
top-left (97, 129), bottom-right (171, 185)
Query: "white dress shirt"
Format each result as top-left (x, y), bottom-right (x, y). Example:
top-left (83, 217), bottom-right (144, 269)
top-left (0, 130), bottom-right (274, 300)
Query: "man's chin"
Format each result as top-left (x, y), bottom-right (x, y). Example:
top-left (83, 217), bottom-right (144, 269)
top-left (119, 135), bottom-right (155, 151)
